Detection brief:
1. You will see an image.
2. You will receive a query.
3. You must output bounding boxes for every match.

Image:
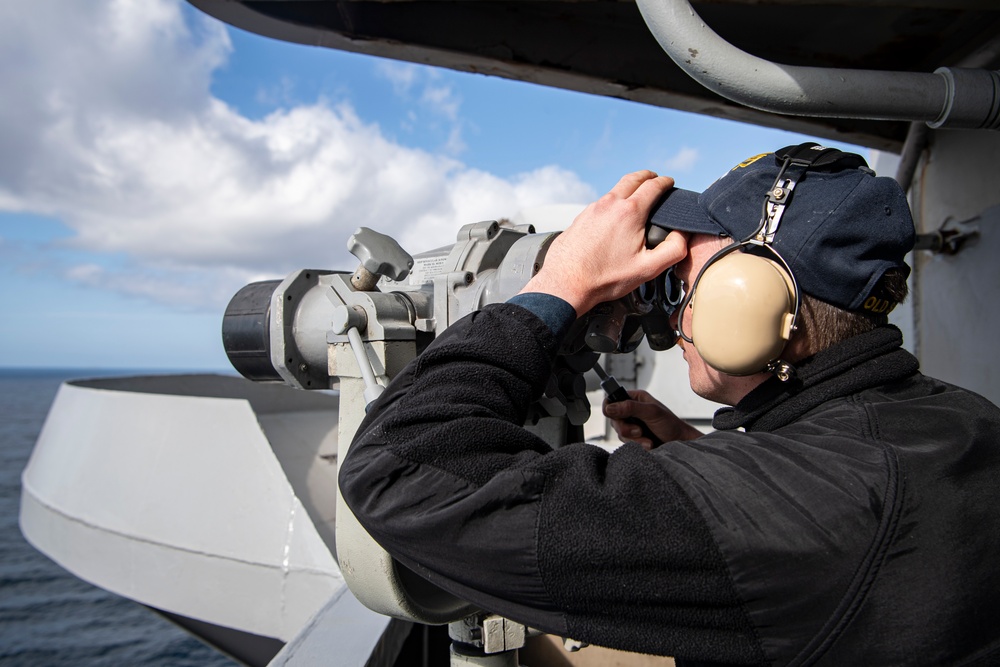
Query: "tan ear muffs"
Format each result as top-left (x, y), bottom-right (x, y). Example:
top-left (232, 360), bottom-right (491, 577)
top-left (689, 251), bottom-right (796, 375)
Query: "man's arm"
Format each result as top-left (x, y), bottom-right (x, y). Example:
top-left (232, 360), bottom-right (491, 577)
top-left (517, 169), bottom-right (698, 449)
top-left (339, 303), bottom-right (763, 661)
top-left (338, 172), bottom-right (765, 661)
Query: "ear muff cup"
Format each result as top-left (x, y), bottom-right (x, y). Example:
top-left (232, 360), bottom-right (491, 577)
top-left (690, 251), bottom-right (796, 375)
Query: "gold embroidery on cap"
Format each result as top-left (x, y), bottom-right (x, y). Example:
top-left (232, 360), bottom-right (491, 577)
top-left (863, 296), bottom-right (896, 314)
top-left (732, 153), bottom-right (768, 170)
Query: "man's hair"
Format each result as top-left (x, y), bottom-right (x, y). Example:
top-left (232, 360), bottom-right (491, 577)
top-left (796, 268), bottom-right (909, 357)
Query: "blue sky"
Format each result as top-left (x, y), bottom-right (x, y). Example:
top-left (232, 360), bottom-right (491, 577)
top-left (0, 0), bottom-right (864, 371)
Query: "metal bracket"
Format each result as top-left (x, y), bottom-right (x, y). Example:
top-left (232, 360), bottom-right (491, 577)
top-left (449, 614), bottom-right (526, 655)
top-left (914, 215), bottom-right (981, 255)
top-left (482, 615), bottom-right (526, 654)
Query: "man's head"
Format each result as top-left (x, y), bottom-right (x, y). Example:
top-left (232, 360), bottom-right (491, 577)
top-left (649, 144), bottom-right (915, 402)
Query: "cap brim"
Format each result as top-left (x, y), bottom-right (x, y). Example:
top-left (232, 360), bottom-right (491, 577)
top-left (648, 188), bottom-right (723, 235)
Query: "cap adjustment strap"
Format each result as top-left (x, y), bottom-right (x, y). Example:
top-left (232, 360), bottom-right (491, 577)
top-left (773, 142), bottom-right (868, 171)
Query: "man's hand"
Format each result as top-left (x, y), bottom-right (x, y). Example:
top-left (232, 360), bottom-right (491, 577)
top-left (519, 171), bottom-right (687, 316)
top-left (604, 389), bottom-right (703, 449)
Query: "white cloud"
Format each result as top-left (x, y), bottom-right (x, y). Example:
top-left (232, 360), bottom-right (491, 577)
top-left (375, 61), bottom-right (420, 97)
top-left (255, 75), bottom-right (298, 109)
top-left (421, 85), bottom-right (462, 122)
top-left (377, 61), bottom-right (462, 121)
top-left (662, 147), bottom-right (700, 173)
top-left (0, 0), bottom-right (595, 310)
top-left (444, 125), bottom-right (468, 156)
top-left (375, 58), bottom-right (467, 154)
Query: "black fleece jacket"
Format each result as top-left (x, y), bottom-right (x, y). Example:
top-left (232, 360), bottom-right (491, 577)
top-left (340, 303), bottom-right (1000, 666)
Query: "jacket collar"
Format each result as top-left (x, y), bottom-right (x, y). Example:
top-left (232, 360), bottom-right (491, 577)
top-left (712, 326), bottom-right (920, 432)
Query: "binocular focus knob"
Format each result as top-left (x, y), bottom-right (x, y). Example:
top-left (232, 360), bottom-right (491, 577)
top-left (584, 303), bottom-right (626, 353)
top-left (348, 227), bottom-right (415, 291)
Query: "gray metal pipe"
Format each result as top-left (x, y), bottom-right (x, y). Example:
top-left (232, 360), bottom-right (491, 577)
top-left (635, 0), bottom-right (1000, 129)
top-left (895, 122), bottom-right (929, 192)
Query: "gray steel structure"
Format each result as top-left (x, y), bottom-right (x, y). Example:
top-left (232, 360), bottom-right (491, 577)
top-left (189, 0), bottom-right (1000, 149)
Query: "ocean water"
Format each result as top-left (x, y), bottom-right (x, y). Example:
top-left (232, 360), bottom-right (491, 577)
top-left (0, 369), bottom-right (236, 667)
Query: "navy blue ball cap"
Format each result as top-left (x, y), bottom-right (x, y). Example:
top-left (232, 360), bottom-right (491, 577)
top-left (649, 148), bottom-right (916, 312)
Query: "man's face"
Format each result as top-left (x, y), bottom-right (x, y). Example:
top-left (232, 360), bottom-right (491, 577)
top-left (671, 233), bottom-right (769, 406)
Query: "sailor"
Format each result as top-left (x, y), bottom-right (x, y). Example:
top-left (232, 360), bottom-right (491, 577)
top-left (339, 144), bottom-right (1000, 665)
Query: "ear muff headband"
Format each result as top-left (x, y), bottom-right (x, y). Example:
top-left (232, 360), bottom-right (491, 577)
top-left (675, 152), bottom-right (807, 378)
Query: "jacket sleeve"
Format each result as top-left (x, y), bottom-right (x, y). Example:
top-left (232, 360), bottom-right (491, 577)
top-left (338, 303), bottom-right (766, 664)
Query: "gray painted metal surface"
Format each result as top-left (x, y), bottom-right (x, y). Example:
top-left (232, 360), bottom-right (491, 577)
top-left (19, 375), bottom-right (347, 644)
top-left (268, 587), bottom-right (406, 667)
top-left (635, 0), bottom-right (1000, 128)
top-left (911, 131), bottom-right (1000, 405)
top-left (189, 0), bottom-right (1000, 150)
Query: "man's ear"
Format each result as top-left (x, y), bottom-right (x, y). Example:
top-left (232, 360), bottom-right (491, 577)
top-left (780, 302), bottom-right (813, 362)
